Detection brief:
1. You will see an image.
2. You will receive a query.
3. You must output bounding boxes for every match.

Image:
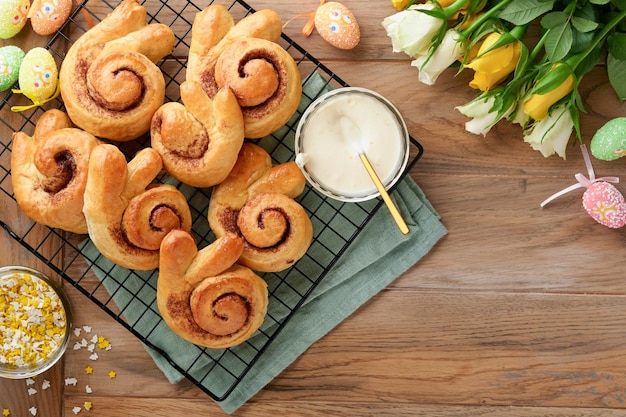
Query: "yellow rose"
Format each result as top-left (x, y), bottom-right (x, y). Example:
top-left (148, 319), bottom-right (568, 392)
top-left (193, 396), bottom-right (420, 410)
top-left (391, 0), bottom-right (412, 10)
top-left (465, 32), bottom-right (521, 91)
top-left (523, 64), bottom-right (575, 121)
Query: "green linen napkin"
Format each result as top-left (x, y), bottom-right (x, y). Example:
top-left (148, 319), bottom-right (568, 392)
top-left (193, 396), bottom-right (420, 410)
top-left (79, 177), bottom-right (446, 413)
top-left (77, 71), bottom-right (447, 413)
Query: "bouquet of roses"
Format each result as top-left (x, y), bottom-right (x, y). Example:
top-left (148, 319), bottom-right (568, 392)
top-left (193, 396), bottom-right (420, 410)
top-left (382, 0), bottom-right (626, 159)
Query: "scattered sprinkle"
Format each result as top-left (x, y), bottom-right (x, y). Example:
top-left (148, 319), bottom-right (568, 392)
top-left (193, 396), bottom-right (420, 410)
top-left (2, 409), bottom-right (10, 417)
top-left (87, 344), bottom-right (95, 353)
top-left (90, 335), bottom-right (98, 344)
top-left (65, 377), bottom-right (78, 386)
top-left (84, 401), bottom-right (92, 411)
top-left (73, 328), bottom-right (81, 337)
top-left (80, 338), bottom-right (88, 347)
top-left (27, 387), bottom-right (37, 396)
top-left (97, 336), bottom-right (110, 349)
top-left (108, 370), bottom-right (116, 379)
top-left (72, 406), bottom-right (81, 414)
top-left (85, 366), bottom-right (93, 374)
top-left (89, 352), bottom-right (98, 361)
top-left (26, 378), bottom-right (35, 386)
top-left (29, 407), bottom-right (37, 416)
top-left (85, 384), bottom-right (92, 394)
top-left (82, 326), bottom-right (91, 333)
top-left (42, 379), bottom-right (51, 390)
top-left (73, 342), bottom-right (82, 350)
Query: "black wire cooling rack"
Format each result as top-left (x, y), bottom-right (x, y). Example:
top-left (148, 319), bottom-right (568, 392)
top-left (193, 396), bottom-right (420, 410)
top-left (0, 0), bottom-right (423, 402)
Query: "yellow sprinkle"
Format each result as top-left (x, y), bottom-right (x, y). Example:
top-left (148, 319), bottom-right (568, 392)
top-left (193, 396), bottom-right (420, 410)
top-left (85, 366), bottom-right (93, 374)
top-left (84, 402), bottom-right (92, 411)
top-left (96, 336), bottom-right (109, 349)
top-left (108, 370), bottom-right (116, 379)
top-left (2, 409), bottom-right (10, 417)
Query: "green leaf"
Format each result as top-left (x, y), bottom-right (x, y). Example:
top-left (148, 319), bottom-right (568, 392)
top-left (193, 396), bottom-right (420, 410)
top-left (499, 0), bottom-right (555, 25)
top-left (544, 22), bottom-right (573, 62)
top-left (591, 0), bottom-right (610, 4)
top-left (532, 63), bottom-right (573, 96)
top-left (571, 16), bottom-right (599, 32)
top-left (541, 11), bottom-right (568, 29)
top-left (611, 0), bottom-right (626, 11)
top-left (608, 32), bottom-right (626, 60)
top-left (607, 53), bottom-right (626, 101)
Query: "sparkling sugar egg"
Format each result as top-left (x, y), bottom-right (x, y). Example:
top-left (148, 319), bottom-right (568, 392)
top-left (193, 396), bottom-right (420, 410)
top-left (582, 181), bottom-right (626, 229)
top-left (30, 0), bottom-right (73, 36)
top-left (17, 47), bottom-right (58, 103)
top-left (590, 117), bottom-right (626, 161)
top-left (0, 0), bottom-right (30, 39)
top-left (0, 45), bottom-right (25, 91)
top-left (314, 2), bottom-right (360, 50)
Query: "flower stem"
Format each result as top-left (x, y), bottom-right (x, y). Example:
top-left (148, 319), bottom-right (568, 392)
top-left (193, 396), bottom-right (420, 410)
top-left (443, 0), bottom-right (470, 18)
top-left (459, 0), bottom-right (513, 37)
top-left (566, 7), bottom-right (626, 70)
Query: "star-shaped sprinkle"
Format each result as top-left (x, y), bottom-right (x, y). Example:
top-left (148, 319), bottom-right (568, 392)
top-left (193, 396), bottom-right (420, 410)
top-left (108, 370), bottom-right (116, 379)
top-left (85, 366), bottom-right (93, 375)
top-left (97, 336), bottom-right (110, 349)
top-left (3, 409), bottom-right (10, 417)
top-left (84, 402), bottom-right (93, 411)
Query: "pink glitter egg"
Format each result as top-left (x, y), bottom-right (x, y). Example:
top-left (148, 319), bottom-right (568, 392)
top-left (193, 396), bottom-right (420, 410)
top-left (582, 181), bottom-right (626, 228)
top-left (314, 2), bottom-right (360, 50)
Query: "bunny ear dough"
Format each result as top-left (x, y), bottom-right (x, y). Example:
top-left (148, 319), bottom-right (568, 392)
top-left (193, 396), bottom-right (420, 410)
top-left (590, 117), bottom-right (626, 161)
top-left (157, 230), bottom-right (269, 349)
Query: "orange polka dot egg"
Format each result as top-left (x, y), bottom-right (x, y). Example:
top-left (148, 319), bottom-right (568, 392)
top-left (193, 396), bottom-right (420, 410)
top-left (30, 0), bottom-right (73, 36)
top-left (314, 1), bottom-right (360, 50)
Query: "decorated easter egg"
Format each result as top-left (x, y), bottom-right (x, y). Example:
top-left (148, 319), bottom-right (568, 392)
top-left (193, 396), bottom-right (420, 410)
top-left (30, 0), bottom-right (73, 36)
top-left (582, 181), bottom-right (626, 228)
top-left (314, 1), bottom-right (360, 50)
top-left (590, 117), bottom-right (626, 161)
top-left (0, 45), bottom-right (25, 91)
top-left (0, 0), bottom-right (30, 39)
top-left (17, 47), bottom-right (58, 103)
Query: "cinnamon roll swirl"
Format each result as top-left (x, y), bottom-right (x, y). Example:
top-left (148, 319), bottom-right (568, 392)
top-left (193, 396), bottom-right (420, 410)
top-left (83, 144), bottom-right (192, 270)
top-left (187, 5), bottom-right (282, 99)
top-left (208, 143), bottom-right (313, 272)
top-left (158, 229), bottom-right (268, 349)
top-left (11, 109), bottom-right (103, 234)
top-left (215, 38), bottom-right (303, 139)
top-left (150, 81), bottom-right (244, 188)
top-left (187, 5), bottom-right (301, 138)
top-left (59, 0), bottom-right (175, 142)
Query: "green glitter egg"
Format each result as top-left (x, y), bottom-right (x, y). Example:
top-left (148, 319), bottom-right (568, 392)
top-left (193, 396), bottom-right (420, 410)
top-left (17, 47), bottom-right (58, 103)
top-left (0, 45), bottom-right (25, 91)
top-left (590, 117), bottom-right (626, 161)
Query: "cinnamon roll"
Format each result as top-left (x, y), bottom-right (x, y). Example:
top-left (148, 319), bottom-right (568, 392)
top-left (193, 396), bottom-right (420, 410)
top-left (59, 0), bottom-right (175, 142)
top-left (187, 5), bottom-right (282, 98)
top-left (208, 143), bottom-right (313, 272)
top-left (215, 38), bottom-right (303, 139)
top-left (11, 109), bottom-right (103, 234)
top-left (187, 5), bottom-right (301, 138)
top-left (158, 229), bottom-right (268, 349)
top-left (83, 144), bottom-right (192, 271)
top-left (150, 81), bottom-right (244, 188)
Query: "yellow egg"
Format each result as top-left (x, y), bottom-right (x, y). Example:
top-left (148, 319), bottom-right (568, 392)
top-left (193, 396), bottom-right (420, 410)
top-left (0, 0), bottom-right (30, 39)
top-left (17, 47), bottom-right (58, 103)
top-left (30, 0), bottom-right (73, 36)
top-left (314, 1), bottom-right (360, 50)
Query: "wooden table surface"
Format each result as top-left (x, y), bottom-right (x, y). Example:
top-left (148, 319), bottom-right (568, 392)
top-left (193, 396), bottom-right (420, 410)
top-left (2, 0), bottom-right (626, 415)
